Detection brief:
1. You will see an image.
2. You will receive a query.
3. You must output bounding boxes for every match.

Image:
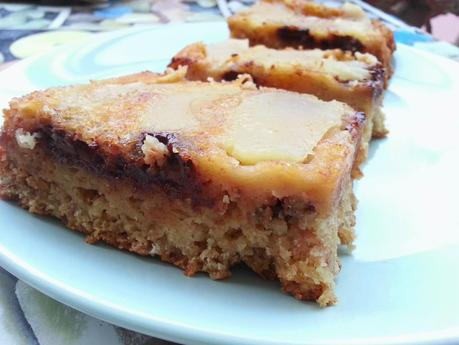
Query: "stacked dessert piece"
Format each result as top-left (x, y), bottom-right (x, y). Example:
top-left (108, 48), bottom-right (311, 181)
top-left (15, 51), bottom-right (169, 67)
top-left (169, 38), bottom-right (387, 166)
top-left (0, 0), bottom-right (395, 306)
top-left (228, 0), bottom-right (396, 81)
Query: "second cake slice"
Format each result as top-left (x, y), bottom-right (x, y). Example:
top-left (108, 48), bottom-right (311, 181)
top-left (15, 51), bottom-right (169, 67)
top-left (169, 39), bottom-right (386, 162)
top-left (227, 0), bottom-right (395, 81)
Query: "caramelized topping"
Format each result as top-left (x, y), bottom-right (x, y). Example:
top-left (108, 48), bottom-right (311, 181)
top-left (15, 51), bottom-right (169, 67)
top-left (206, 39), bottom-right (377, 82)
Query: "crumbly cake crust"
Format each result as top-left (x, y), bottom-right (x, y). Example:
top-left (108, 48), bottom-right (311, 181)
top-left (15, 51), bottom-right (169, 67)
top-left (228, 0), bottom-right (396, 82)
top-left (0, 70), bottom-right (364, 306)
top-left (1, 142), bottom-right (357, 306)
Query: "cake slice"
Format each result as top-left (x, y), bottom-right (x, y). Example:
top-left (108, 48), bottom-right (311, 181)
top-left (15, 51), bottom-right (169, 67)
top-left (228, 0), bottom-right (395, 82)
top-left (169, 39), bottom-right (387, 161)
top-left (0, 69), bottom-right (365, 306)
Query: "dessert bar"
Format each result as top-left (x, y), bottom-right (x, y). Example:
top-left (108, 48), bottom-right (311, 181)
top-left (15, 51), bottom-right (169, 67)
top-left (228, 0), bottom-right (395, 81)
top-left (0, 70), bottom-right (365, 306)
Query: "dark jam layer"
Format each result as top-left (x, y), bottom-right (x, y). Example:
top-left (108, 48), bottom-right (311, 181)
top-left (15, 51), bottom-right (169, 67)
top-left (277, 27), bottom-right (365, 53)
top-left (221, 61), bottom-right (384, 96)
top-left (38, 127), bottom-right (215, 208)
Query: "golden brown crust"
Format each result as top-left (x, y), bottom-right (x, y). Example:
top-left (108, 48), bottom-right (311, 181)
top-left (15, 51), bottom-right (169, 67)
top-left (228, 0), bottom-right (395, 83)
top-left (273, 0), bottom-right (345, 18)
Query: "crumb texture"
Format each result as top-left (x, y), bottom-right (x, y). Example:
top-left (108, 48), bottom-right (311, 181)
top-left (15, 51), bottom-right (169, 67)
top-left (1, 143), bottom-right (357, 306)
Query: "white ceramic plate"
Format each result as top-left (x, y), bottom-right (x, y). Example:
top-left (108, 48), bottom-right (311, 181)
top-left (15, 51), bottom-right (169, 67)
top-left (1, 22), bottom-right (459, 345)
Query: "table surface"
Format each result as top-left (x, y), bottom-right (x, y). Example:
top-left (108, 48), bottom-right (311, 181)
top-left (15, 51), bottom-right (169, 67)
top-left (0, 1), bottom-right (458, 345)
